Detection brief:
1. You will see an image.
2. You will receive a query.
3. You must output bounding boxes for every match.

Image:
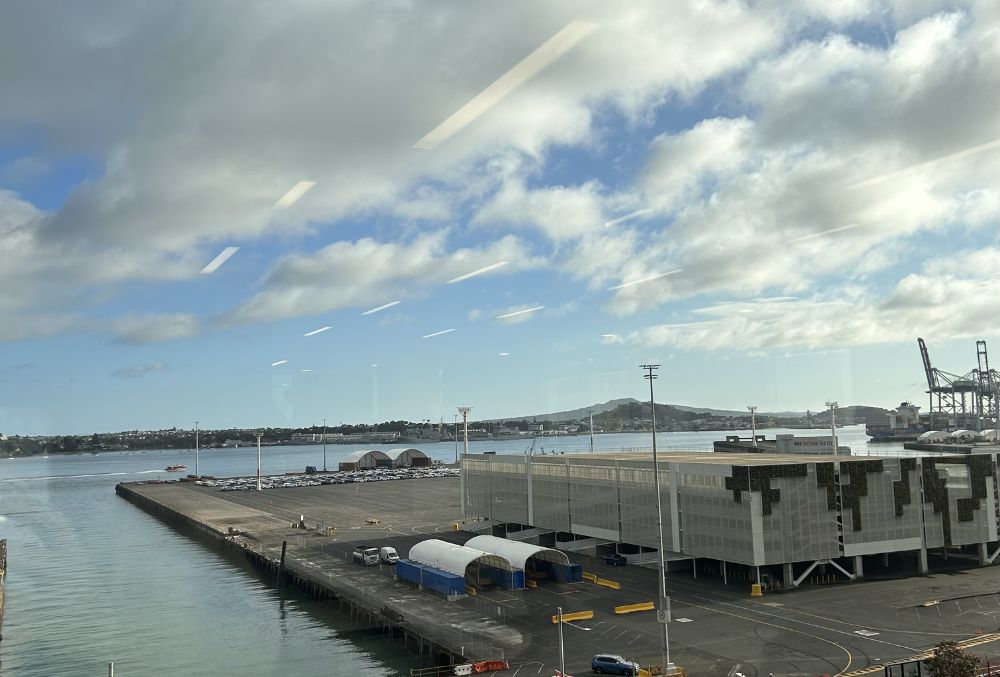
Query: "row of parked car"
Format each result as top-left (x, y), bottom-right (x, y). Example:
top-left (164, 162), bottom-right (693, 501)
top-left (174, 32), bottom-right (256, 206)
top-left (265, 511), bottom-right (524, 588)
top-left (194, 466), bottom-right (459, 491)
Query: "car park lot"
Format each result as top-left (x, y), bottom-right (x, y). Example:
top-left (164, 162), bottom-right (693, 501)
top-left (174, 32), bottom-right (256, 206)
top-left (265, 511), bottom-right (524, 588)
top-left (194, 466), bottom-right (459, 492)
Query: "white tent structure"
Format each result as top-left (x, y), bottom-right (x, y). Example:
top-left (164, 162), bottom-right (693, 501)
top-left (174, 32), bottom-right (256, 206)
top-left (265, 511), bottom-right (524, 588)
top-left (918, 430), bottom-right (949, 443)
top-left (338, 449), bottom-right (389, 469)
top-left (465, 535), bottom-right (570, 575)
top-left (408, 539), bottom-right (514, 585)
top-left (949, 430), bottom-right (981, 443)
top-left (980, 429), bottom-right (999, 442)
top-left (384, 447), bottom-right (429, 467)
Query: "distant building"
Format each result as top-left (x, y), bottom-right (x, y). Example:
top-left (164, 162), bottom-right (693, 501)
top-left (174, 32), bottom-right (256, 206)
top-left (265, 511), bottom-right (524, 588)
top-left (714, 434), bottom-right (850, 455)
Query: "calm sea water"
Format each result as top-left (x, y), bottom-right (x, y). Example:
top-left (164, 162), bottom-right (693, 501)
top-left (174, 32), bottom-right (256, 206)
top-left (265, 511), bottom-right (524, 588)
top-left (0, 426), bottom-right (895, 676)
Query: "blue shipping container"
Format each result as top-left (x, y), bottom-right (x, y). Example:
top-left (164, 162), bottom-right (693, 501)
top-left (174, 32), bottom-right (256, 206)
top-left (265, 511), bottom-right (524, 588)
top-left (396, 560), bottom-right (466, 597)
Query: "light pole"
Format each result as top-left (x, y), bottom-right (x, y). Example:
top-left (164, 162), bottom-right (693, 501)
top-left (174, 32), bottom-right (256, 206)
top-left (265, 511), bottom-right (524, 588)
top-left (322, 417), bottom-right (327, 472)
top-left (589, 410), bottom-right (595, 453)
top-left (194, 420), bottom-right (200, 476)
top-left (641, 363), bottom-right (672, 675)
top-left (454, 414), bottom-right (459, 464)
top-left (458, 407), bottom-right (471, 458)
top-left (458, 406), bottom-right (471, 522)
top-left (747, 406), bottom-right (757, 446)
top-left (557, 606), bottom-right (566, 677)
top-left (256, 432), bottom-right (262, 491)
top-left (555, 606), bottom-right (592, 676)
top-left (826, 401), bottom-right (839, 453)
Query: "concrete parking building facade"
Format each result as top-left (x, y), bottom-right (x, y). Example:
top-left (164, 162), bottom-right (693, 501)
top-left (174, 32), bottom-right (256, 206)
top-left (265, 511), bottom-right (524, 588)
top-left (461, 451), bottom-right (1000, 587)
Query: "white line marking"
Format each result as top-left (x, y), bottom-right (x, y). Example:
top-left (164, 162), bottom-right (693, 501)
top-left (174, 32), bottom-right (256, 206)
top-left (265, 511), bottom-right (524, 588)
top-left (362, 301), bottom-right (401, 315)
top-left (496, 306), bottom-right (544, 320)
top-left (414, 20), bottom-right (599, 149)
top-left (608, 269), bottom-right (682, 290)
top-left (273, 180), bottom-right (316, 209)
top-left (201, 246), bottom-right (239, 274)
top-left (447, 261), bottom-right (509, 283)
top-left (421, 328), bottom-right (456, 339)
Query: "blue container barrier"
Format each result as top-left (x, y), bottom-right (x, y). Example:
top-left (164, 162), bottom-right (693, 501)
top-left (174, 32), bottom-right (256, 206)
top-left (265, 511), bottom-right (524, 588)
top-left (396, 560), bottom-right (466, 597)
top-left (551, 562), bottom-right (583, 583)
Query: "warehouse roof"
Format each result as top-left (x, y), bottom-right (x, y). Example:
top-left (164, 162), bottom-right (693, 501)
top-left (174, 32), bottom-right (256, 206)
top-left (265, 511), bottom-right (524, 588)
top-left (506, 451), bottom-right (862, 465)
top-left (341, 449), bottom-right (390, 463)
top-left (465, 535), bottom-right (569, 571)
top-left (408, 538), bottom-right (514, 577)
top-left (385, 447), bottom-right (428, 461)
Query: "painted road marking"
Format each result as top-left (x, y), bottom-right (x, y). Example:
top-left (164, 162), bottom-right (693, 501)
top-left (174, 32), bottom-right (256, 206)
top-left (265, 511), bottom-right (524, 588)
top-left (676, 618), bottom-right (693, 623)
top-left (855, 630), bottom-right (879, 637)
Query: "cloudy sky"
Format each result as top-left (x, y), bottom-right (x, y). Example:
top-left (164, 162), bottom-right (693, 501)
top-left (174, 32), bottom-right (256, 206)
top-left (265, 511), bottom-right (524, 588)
top-left (2, 1), bottom-right (999, 435)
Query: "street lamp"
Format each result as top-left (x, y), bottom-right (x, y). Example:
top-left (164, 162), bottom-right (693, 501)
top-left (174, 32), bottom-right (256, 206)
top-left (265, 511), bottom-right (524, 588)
top-left (555, 606), bottom-right (591, 677)
top-left (641, 364), bottom-right (673, 675)
top-left (322, 417), bottom-right (327, 472)
top-left (194, 420), bottom-right (200, 477)
top-left (256, 432), bottom-right (263, 491)
top-left (557, 606), bottom-right (565, 677)
top-left (747, 406), bottom-right (757, 446)
top-left (826, 401), bottom-right (839, 453)
top-left (458, 406), bottom-right (471, 522)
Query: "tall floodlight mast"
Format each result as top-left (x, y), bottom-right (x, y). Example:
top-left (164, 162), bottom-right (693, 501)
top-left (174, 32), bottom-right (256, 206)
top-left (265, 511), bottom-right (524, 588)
top-left (457, 406), bottom-right (471, 522)
top-left (826, 401), bottom-right (839, 453)
top-left (640, 364), bottom-right (673, 675)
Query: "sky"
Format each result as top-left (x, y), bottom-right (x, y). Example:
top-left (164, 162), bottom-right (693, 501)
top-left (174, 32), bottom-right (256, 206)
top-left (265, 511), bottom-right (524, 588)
top-left (1, 1), bottom-right (999, 435)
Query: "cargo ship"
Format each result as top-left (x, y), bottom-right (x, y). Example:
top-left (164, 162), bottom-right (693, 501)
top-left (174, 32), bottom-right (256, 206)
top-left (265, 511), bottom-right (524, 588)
top-left (866, 402), bottom-right (929, 442)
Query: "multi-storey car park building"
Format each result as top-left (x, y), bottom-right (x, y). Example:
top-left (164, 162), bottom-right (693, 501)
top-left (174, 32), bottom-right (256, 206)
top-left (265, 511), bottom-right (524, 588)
top-left (461, 451), bottom-right (1000, 588)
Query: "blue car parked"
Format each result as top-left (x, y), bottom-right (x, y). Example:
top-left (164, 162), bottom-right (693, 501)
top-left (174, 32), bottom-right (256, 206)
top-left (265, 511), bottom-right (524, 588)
top-left (592, 654), bottom-right (640, 675)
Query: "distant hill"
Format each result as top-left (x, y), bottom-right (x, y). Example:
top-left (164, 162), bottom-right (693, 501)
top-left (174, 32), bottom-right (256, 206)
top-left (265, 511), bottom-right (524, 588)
top-left (671, 405), bottom-right (808, 418)
top-left (490, 400), bottom-right (888, 425)
top-left (487, 398), bottom-right (641, 423)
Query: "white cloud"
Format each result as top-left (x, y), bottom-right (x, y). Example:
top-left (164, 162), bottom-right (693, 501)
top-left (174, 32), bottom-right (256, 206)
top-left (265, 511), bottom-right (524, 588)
top-left (229, 232), bottom-right (539, 323)
top-left (111, 314), bottom-right (200, 344)
top-left (473, 179), bottom-right (607, 240)
top-left (110, 362), bottom-right (169, 379)
top-left (625, 263), bottom-right (1000, 352)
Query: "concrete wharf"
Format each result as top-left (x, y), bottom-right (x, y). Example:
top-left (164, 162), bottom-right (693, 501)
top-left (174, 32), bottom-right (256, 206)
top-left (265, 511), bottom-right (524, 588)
top-left (116, 476), bottom-right (1000, 677)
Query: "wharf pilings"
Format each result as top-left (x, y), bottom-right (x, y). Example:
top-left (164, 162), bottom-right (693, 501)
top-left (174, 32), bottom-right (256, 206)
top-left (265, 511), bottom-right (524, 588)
top-left (116, 482), bottom-right (472, 666)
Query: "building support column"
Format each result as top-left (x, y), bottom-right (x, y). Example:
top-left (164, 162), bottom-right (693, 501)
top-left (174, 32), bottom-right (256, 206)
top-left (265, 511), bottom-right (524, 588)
top-left (722, 560), bottom-right (728, 585)
top-left (853, 555), bottom-right (864, 579)
top-left (692, 558), bottom-right (697, 579)
top-left (782, 562), bottom-right (794, 589)
top-left (918, 547), bottom-right (929, 574)
top-left (977, 542), bottom-right (989, 566)
top-left (882, 552), bottom-right (889, 568)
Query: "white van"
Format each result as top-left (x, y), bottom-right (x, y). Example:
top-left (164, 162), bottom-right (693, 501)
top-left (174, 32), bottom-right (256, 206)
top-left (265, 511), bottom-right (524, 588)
top-left (379, 546), bottom-right (399, 564)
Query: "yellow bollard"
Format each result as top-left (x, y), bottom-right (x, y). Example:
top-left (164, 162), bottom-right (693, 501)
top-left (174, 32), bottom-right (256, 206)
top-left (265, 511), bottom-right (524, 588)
top-left (751, 583), bottom-right (763, 597)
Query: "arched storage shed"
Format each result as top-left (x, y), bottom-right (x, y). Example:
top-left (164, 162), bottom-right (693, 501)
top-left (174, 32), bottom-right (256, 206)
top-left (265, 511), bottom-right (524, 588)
top-left (465, 535), bottom-right (581, 583)
top-left (408, 539), bottom-right (522, 589)
top-left (385, 447), bottom-right (431, 467)
top-left (918, 430), bottom-right (949, 443)
top-left (338, 449), bottom-right (390, 471)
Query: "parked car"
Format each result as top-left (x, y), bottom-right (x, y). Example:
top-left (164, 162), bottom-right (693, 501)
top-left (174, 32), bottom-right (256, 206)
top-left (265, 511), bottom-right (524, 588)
top-left (601, 553), bottom-right (627, 566)
top-left (592, 654), bottom-right (640, 675)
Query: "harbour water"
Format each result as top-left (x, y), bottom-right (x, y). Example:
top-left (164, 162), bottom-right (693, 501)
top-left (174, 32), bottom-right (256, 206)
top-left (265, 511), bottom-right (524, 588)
top-left (0, 425), bottom-right (896, 676)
